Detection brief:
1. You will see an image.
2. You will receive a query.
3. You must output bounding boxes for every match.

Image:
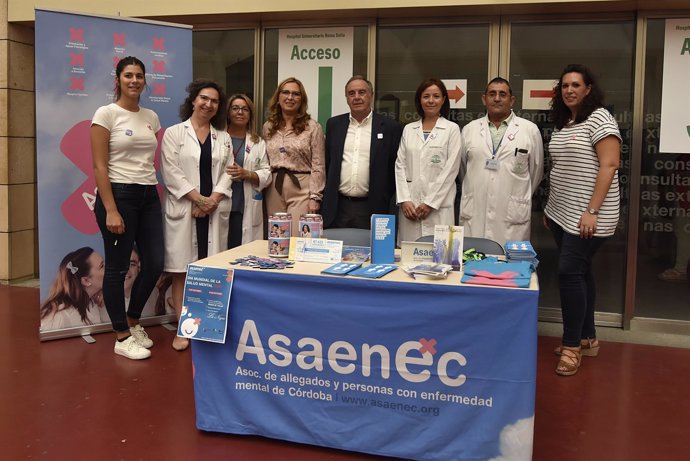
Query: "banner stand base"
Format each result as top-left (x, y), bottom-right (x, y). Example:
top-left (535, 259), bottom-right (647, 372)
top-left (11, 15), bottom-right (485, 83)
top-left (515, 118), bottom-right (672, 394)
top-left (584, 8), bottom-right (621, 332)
top-left (81, 334), bottom-right (96, 344)
top-left (161, 323), bottom-right (178, 331)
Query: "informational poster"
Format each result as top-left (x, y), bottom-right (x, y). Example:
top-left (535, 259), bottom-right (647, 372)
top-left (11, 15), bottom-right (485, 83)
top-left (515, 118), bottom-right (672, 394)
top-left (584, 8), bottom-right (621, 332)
top-left (278, 27), bottom-right (354, 127)
top-left (521, 79), bottom-right (557, 110)
top-left (35, 9), bottom-right (192, 339)
top-left (660, 18), bottom-right (690, 154)
top-left (177, 265), bottom-right (234, 344)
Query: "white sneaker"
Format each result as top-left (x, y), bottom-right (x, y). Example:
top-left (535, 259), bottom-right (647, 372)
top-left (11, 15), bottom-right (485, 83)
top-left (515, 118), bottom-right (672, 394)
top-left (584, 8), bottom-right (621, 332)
top-left (129, 324), bottom-right (153, 349)
top-left (114, 336), bottom-right (151, 360)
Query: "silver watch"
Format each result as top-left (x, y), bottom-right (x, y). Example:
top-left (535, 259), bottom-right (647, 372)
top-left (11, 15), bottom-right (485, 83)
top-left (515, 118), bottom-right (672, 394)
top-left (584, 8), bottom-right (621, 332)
top-left (587, 207), bottom-right (599, 215)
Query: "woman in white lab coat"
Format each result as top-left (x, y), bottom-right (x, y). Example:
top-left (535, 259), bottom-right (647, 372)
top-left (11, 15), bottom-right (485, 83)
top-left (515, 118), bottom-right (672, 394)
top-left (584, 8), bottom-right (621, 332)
top-left (225, 94), bottom-right (271, 248)
top-left (395, 78), bottom-right (462, 243)
top-left (161, 79), bottom-right (233, 351)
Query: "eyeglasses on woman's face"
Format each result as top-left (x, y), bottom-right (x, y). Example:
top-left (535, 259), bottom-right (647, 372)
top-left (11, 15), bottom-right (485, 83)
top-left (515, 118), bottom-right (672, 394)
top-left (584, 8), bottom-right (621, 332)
top-left (279, 89), bottom-right (302, 98)
top-left (230, 106), bottom-right (250, 113)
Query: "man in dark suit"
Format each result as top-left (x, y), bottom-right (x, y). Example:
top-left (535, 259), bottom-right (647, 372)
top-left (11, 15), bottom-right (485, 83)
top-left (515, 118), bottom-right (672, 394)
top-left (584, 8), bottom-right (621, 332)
top-left (322, 76), bottom-right (403, 229)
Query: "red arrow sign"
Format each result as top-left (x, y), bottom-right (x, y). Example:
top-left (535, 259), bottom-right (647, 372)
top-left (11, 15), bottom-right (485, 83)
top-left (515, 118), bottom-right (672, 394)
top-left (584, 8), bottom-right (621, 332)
top-left (448, 86), bottom-right (465, 103)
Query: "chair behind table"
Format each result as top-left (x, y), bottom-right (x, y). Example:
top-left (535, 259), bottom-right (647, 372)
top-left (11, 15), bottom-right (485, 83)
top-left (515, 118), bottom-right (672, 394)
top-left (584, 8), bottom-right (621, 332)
top-left (323, 228), bottom-right (371, 246)
top-left (415, 235), bottom-right (505, 255)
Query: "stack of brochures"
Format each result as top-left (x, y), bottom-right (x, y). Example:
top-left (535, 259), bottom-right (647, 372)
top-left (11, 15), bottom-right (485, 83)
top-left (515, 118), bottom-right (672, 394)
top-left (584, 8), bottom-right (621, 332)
top-left (505, 240), bottom-right (539, 267)
top-left (401, 263), bottom-right (454, 280)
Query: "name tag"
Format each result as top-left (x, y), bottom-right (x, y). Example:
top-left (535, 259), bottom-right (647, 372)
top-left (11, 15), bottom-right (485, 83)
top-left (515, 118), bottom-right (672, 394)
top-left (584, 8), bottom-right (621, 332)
top-left (485, 158), bottom-right (499, 170)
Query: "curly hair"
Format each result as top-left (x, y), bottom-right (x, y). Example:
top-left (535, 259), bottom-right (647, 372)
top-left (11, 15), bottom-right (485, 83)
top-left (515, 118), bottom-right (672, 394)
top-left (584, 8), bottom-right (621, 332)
top-left (178, 79), bottom-right (227, 130)
top-left (415, 78), bottom-right (451, 119)
top-left (227, 94), bottom-right (260, 144)
top-left (265, 77), bottom-right (311, 138)
top-left (40, 247), bottom-right (97, 324)
top-left (551, 64), bottom-right (605, 130)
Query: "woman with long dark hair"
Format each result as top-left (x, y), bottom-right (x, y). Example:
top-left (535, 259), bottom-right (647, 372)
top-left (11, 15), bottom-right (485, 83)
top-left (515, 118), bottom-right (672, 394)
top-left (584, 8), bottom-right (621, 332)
top-left (91, 56), bottom-right (164, 360)
top-left (545, 64), bottom-right (621, 376)
top-left (395, 77), bottom-right (462, 242)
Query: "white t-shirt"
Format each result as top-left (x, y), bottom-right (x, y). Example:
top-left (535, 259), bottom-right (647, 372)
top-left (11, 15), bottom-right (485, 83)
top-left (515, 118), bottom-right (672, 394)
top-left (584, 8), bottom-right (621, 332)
top-left (91, 103), bottom-right (161, 185)
top-left (545, 108), bottom-right (621, 237)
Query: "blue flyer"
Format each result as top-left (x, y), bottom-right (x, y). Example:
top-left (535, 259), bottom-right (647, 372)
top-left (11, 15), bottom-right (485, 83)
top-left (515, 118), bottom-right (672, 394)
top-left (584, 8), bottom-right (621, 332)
top-left (349, 264), bottom-right (398, 279)
top-left (370, 214), bottom-right (396, 264)
top-left (177, 265), bottom-right (234, 343)
top-left (321, 262), bottom-right (362, 276)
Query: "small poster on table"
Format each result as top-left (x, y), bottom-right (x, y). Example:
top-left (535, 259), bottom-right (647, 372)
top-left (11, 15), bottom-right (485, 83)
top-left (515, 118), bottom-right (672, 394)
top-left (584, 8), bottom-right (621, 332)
top-left (177, 265), bottom-right (234, 344)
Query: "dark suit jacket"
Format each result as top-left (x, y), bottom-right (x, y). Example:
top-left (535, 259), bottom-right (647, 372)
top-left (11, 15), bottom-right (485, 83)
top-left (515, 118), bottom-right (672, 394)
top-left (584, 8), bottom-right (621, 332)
top-left (322, 112), bottom-right (403, 228)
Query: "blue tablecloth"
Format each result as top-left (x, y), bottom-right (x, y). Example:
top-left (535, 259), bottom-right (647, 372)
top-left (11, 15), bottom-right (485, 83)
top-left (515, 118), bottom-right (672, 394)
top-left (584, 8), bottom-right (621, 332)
top-left (191, 267), bottom-right (538, 461)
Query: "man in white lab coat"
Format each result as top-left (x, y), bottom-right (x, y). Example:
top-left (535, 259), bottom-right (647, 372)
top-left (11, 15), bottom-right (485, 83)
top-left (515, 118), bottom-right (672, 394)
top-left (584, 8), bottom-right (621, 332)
top-left (459, 77), bottom-right (544, 243)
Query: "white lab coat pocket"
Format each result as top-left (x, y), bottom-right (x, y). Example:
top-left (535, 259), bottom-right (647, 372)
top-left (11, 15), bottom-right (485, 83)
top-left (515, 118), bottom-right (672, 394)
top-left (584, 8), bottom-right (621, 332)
top-left (165, 195), bottom-right (189, 220)
top-left (506, 195), bottom-right (530, 224)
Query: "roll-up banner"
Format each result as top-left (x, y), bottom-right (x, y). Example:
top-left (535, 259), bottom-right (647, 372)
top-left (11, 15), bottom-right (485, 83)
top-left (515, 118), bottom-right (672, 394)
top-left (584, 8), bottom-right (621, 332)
top-left (660, 18), bottom-right (690, 154)
top-left (35, 9), bottom-right (192, 340)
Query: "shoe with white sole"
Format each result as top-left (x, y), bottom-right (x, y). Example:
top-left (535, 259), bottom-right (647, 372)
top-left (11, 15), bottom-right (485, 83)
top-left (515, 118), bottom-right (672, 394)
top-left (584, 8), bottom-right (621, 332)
top-left (114, 335), bottom-right (151, 360)
top-left (129, 324), bottom-right (153, 349)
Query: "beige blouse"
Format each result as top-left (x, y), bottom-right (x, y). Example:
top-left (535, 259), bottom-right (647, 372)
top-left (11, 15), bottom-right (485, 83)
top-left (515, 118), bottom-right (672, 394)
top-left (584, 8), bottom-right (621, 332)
top-left (263, 118), bottom-right (326, 201)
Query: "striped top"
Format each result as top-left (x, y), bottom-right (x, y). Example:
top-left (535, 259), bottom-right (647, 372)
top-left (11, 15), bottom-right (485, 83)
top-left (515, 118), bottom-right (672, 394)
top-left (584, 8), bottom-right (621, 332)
top-left (544, 108), bottom-right (621, 237)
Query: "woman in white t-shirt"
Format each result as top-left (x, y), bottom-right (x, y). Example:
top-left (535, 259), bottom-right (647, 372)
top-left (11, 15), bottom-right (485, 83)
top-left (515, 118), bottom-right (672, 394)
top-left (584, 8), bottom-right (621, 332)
top-left (544, 64), bottom-right (621, 377)
top-left (40, 247), bottom-right (105, 331)
top-left (91, 56), bottom-right (164, 360)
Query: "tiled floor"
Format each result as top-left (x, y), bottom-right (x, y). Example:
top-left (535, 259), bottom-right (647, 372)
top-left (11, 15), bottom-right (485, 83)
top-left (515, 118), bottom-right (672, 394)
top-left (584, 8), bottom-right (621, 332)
top-left (2, 284), bottom-right (689, 460)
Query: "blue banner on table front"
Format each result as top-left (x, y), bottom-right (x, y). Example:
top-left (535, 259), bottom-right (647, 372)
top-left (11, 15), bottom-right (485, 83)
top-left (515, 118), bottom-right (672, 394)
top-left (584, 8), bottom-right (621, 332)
top-left (192, 270), bottom-right (538, 461)
top-left (35, 9), bottom-right (192, 337)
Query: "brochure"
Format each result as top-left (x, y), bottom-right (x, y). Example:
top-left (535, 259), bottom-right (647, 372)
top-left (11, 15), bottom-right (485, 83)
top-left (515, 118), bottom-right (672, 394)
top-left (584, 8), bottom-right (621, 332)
top-left (433, 225), bottom-right (464, 271)
top-left (370, 214), bottom-right (396, 264)
top-left (321, 262), bottom-right (363, 276)
top-left (349, 264), bottom-right (398, 279)
top-left (401, 263), bottom-right (453, 280)
top-left (289, 237), bottom-right (343, 263)
top-left (177, 265), bottom-right (233, 344)
top-left (341, 245), bottom-right (371, 263)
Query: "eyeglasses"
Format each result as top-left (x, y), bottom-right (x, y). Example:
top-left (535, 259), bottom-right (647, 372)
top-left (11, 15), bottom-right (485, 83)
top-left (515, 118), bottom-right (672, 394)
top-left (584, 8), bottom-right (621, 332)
top-left (230, 106), bottom-right (250, 113)
top-left (198, 94), bottom-right (220, 105)
top-left (280, 89), bottom-right (302, 98)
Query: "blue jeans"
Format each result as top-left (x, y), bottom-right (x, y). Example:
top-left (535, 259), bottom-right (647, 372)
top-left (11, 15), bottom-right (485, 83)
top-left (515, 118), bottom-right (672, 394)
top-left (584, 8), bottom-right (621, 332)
top-left (95, 184), bottom-right (164, 332)
top-left (548, 218), bottom-right (607, 347)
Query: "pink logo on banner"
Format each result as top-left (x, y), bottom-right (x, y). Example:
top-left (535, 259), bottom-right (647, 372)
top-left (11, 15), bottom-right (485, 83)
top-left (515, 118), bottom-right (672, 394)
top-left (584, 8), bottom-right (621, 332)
top-left (112, 55), bottom-right (121, 68)
top-left (153, 83), bottom-right (166, 96)
top-left (113, 33), bottom-right (126, 46)
top-left (70, 52), bottom-right (84, 66)
top-left (152, 37), bottom-right (166, 50)
top-left (59, 121), bottom-right (166, 234)
top-left (69, 28), bottom-right (84, 43)
top-left (153, 60), bottom-right (165, 73)
top-left (70, 77), bottom-right (85, 91)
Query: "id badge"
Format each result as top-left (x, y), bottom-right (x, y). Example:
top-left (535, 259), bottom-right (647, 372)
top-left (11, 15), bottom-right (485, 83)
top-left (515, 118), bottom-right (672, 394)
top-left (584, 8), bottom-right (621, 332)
top-left (485, 158), bottom-right (499, 170)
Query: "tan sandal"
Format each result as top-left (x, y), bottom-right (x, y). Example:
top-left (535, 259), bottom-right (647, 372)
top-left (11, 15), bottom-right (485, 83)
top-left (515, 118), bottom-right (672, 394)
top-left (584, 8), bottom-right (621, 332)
top-left (556, 346), bottom-right (581, 376)
top-left (554, 338), bottom-right (599, 357)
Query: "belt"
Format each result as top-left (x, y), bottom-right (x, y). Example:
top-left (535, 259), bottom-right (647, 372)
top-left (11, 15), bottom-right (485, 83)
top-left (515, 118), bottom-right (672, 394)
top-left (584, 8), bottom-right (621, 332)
top-left (339, 194), bottom-right (368, 202)
top-left (274, 168), bottom-right (307, 195)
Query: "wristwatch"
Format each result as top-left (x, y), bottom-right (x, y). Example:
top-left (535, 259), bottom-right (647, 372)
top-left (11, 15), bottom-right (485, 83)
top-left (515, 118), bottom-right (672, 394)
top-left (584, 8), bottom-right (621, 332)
top-left (587, 207), bottom-right (599, 215)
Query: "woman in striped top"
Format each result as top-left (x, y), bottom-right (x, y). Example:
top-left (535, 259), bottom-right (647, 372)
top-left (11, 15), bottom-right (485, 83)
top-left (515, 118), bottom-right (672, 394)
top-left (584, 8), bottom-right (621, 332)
top-left (544, 64), bottom-right (621, 377)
